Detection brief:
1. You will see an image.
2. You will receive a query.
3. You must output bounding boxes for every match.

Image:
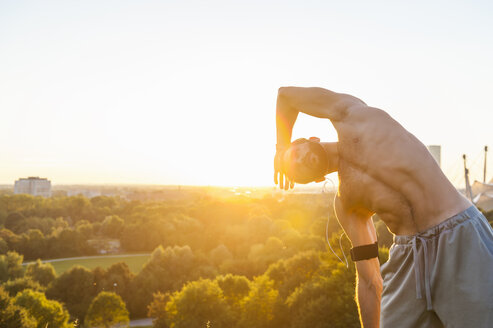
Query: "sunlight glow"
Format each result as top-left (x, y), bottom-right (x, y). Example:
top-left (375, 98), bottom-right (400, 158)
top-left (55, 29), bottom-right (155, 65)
top-left (1, 1), bottom-right (492, 186)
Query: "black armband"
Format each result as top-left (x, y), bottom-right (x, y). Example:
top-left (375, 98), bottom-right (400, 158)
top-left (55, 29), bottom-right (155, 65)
top-left (350, 241), bottom-right (379, 261)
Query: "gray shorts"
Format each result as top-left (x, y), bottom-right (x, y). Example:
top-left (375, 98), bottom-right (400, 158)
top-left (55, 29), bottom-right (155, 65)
top-left (380, 206), bottom-right (493, 328)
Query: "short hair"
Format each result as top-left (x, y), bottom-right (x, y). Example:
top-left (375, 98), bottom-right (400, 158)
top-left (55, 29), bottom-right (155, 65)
top-left (283, 138), bottom-right (329, 184)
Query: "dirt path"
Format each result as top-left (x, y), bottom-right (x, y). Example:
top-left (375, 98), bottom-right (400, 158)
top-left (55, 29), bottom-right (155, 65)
top-left (129, 318), bottom-right (153, 327)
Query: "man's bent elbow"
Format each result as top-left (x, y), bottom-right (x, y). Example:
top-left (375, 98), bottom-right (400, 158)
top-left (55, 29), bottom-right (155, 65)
top-left (277, 86), bottom-right (292, 99)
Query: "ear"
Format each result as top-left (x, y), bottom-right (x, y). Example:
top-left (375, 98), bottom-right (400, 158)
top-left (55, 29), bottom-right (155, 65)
top-left (309, 137), bottom-right (320, 142)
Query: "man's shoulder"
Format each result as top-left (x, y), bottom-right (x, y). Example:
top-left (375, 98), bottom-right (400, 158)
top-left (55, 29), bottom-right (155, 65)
top-left (343, 105), bottom-right (393, 123)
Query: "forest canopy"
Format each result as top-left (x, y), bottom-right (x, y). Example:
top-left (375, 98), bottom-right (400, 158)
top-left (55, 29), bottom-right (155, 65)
top-left (0, 189), bottom-right (409, 326)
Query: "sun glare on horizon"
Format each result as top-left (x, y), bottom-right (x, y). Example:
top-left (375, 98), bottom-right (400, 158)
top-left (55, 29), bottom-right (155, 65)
top-left (1, 1), bottom-right (492, 187)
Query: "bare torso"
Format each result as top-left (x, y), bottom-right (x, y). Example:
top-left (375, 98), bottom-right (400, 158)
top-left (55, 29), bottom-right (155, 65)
top-left (333, 106), bottom-right (471, 235)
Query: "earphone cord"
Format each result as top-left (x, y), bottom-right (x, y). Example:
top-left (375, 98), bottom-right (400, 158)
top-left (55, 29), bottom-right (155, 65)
top-left (323, 178), bottom-right (349, 268)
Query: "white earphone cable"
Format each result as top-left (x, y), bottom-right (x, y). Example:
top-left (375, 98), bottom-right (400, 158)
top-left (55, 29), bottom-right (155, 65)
top-left (323, 178), bottom-right (349, 268)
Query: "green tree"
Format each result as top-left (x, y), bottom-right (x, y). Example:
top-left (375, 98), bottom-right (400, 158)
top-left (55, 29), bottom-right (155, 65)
top-left (19, 229), bottom-right (46, 260)
top-left (285, 263), bottom-right (359, 328)
top-left (265, 251), bottom-right (322, 299)
top-left (120, 220), bottom-right (169, 252)
top-left (85, 291), bottom-right (129, 328)
top-left (76, 220), bottom-right (94, 239)
top-left (25, 259), bottom-right (57, 287)
top-left (46, 265), bottom-right (95, 322)
top-left (164, 279), bottom-right (234, 328)
top-left (0, 229), bottom-right (22, 256)
top-left (0, 286), bottom-right (36, 328)
top-left (92, 262), bottom-right (135, 307)
top-left (4, 212), bottom-right (26, 234)
top-left (0, 238), bottom-right (8, 254)
top-left (128, 245), bottom-right (209, 317)
top-left (209, 244), bottom-right (233, 267)
top-left (3, 277), bottom-right (45, 297)
top-left (47, 228), bottom-right (90, 258)
top-left (247, 236), bottom-right (286, 273)
top-left (0, 208), bottom-right (7, 227)
top-left (148, 292), bottom-right (171, 328)
top-left (216, 274), bottom-right (251, 305)
top-left (101, 215), bottom-right (124, 238)
top-left (0, 251), bottom-right (24, 283)
top-left (64, 195), bottom-right (91, 223)
top-left (0, 194), bottom-right (36, 215)
top-left (14, 289), bottom-right (71, 328)
top-left (215, 274), bottom-right (251, 322)
top-left (238, 275), bottom-right (279, 328)
top-left (90, 196), bottom-right (119, 220)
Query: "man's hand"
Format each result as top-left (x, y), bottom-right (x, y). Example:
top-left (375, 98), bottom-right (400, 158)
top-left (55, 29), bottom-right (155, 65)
top-left (274, 147), bottom-right (294, 190)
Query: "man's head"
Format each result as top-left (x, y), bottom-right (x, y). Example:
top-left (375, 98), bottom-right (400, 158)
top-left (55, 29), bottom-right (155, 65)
top-left (282, 137), bottom-right (330, 184)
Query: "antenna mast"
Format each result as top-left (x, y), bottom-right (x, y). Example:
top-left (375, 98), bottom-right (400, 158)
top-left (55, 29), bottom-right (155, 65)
top-left (463, 154), bottom-right (473, 201)
top-left (484, 146), bottom-right (488, 183)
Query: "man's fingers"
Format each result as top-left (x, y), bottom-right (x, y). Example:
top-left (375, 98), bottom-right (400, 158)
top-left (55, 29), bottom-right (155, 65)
top-left (274, 169), bottom-right (292, 190)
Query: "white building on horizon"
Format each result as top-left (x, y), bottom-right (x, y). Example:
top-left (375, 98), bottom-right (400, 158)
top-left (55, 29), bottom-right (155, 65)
top-left (14, 177), bottom-right (52, 197)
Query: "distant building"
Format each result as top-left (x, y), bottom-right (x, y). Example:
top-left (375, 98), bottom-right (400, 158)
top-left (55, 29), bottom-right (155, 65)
top-left (427, 145), bottom-right (441, 168)
top-left (87, 238), bottom-right (121, 254)
top-left (14, 177), bottom-right (52, 197)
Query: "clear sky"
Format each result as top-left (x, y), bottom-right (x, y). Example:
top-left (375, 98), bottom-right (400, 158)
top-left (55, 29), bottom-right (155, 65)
top-left (1, 0), bottom-right (492, 187)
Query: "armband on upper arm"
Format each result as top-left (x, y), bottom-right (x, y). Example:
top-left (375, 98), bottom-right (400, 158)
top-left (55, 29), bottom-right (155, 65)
top-left (350, 242), bottom-right (379, 261)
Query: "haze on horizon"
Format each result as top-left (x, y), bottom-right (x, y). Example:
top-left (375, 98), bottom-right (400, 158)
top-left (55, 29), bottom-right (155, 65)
top-left (1, 0), bottom-right (492, 188)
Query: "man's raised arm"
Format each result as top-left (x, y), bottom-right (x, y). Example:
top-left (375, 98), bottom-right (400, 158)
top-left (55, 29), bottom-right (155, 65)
top-left (274, 87), bottom-right (364, 189)
top-left (276, 87), bottom-right (365, 147)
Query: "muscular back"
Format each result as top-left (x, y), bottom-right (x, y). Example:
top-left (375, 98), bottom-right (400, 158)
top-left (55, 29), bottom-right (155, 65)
top-left (334, 105), bottom-right (471, 235)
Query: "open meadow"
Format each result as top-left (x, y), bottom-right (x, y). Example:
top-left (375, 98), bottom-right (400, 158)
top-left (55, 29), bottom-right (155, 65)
top-left (26, 254), bottom-right (151, 275)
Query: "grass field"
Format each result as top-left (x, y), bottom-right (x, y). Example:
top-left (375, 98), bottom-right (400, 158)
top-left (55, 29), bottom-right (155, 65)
top-left (31, 254), bottom-right (152, 275)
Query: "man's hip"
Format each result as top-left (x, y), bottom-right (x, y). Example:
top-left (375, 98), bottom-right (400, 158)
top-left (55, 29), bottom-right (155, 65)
top-left (380, 206), bottom-right (493, 328)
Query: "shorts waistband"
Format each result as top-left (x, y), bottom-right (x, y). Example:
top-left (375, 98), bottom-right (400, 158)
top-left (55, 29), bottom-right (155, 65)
top-left (394, 205), bottom-right (482, 245)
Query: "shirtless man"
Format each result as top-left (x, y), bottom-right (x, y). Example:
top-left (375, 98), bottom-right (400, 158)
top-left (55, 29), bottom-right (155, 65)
top-left (274, 87), bottom-right (493, 328)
